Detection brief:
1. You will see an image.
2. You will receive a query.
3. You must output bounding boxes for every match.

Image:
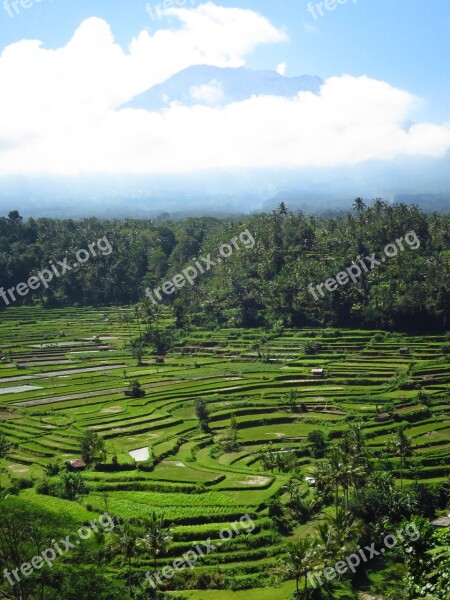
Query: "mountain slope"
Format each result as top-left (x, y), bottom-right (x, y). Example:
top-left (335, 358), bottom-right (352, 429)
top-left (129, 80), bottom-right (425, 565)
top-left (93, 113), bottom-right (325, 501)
top-left (124, 65), bottom-right (322, 110)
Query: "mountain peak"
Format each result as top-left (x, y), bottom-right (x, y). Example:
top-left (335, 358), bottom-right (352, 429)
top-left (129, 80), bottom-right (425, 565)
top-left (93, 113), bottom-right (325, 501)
top-left (124, 65), bottom-right (322, 110)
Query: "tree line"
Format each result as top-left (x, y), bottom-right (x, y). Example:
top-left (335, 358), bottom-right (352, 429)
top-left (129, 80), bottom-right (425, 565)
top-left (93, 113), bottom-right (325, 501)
top-left (0, 200), bottom-right (449, 329)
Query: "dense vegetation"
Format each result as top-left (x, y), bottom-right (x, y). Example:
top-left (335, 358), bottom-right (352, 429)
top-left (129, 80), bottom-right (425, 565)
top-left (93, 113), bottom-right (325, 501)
top-left (1, 200), bottom-right (449, 329)
top-left (0, 201), bottom-right (449, 599)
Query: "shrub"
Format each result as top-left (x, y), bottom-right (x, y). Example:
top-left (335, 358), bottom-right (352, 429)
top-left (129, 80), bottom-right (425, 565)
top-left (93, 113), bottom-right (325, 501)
top-left (126, 380), bottom-right (145, 398)
top-left (45, 462), bottom-right (61, 476)
top-left (398, 379), bottom-right (416, 390)
top-left (372, 332), bottom-right (385, 342)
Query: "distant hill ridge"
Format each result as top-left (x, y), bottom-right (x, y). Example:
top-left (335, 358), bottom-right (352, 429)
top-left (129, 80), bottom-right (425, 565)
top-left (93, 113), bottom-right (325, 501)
top-left (123, 65), bottom-right (323, 110)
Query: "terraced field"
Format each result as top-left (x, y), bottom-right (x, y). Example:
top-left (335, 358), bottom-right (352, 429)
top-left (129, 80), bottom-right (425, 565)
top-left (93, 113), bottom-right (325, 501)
top-left (0, 306), bottom-right (449, 596)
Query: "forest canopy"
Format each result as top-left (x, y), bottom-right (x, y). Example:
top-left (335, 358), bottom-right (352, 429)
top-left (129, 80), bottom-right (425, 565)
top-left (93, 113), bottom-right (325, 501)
top-left (0, 201), bottom-right (449, 330)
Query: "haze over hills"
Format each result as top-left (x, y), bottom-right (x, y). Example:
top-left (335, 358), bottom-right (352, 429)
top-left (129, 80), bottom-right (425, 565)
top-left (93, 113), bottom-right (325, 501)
top-left (0, 9), bottom-right (449, 218)
top-left (124, 65), bottom-right (323, 110)
top-left (1, 161), bottom-right (449, 219)
top-left (1, 61), bottom-right (449, 219)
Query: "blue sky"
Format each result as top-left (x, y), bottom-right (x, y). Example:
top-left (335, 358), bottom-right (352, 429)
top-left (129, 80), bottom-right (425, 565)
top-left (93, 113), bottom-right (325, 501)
top-left (0, 0), bottom-right (449, 187)
top-left (1, 0), bottom-right (449, 121)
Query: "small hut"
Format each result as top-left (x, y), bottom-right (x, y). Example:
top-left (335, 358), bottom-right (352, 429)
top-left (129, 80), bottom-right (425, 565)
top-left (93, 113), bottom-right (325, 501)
top-left (400, 347), bottom-right (410, 356)
top-left (375, 413), bottom-right (391, 422)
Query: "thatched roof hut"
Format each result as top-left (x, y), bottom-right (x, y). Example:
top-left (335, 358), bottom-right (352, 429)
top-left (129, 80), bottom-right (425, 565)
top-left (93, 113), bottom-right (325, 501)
top-left (66, 458), bottom-right (86, 470)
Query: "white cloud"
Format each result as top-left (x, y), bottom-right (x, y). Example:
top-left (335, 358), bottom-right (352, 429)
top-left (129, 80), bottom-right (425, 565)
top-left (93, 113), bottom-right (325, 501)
top-left (190, 80), bottom-right (224, 104)
top-left (276, 62), bottom-right (287, 76)
top-left (0, 4), bottom-right (449, 177)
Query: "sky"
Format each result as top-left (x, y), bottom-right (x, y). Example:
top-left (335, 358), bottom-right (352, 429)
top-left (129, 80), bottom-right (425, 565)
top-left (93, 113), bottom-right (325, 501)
top-left (0, 0), bottom-right (449, 186)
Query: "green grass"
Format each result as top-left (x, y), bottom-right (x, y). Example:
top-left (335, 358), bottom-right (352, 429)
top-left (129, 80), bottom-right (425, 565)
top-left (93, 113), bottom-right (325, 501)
top-left (176, 580), bottom-right (296, 599)
top-left (0, 306), bottom-right (449, 596)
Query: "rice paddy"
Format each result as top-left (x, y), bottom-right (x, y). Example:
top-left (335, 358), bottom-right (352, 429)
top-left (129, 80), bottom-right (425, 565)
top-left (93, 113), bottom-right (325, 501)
top-left (0, 305), bottom-right (449, 596)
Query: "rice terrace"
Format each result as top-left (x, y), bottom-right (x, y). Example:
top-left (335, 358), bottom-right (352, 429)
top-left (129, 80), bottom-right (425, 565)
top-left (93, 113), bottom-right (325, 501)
top-left (0, 304), bottom-right (449, 599)
top-left (1, 1), bottom-right (450, 598)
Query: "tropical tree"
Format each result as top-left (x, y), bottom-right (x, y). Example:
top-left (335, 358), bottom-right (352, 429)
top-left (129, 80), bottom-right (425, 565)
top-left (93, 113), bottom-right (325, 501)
top-left (277, 202), bottom-right (288, 216)
top-left (284, 389), bottom-right (298, 412)
top-left (388, 426), bottom-right (413, 487)
top-left (336, 424), bottom-right (370, 505)
top-left (128, 379), bottom-right (145, 398)
top-left (315, 521), bottom-right (338, 567)
top-left (314, 460), bottom-right (334, 504)
top-left (108, 521), bottom-right (140, 598)
top-left (130, 338), bottom-right (145, 366)
top-left (285, 538), bottom-right (316, 599)
top-left (138, 512), bottom-right (172, 573)
top-left (222, 414), bottom-right (239, 452)
top-left (119, 311), bottom-right (133, 340)
top-left (347, 422), bottom-right (370, 467)
top-left (79, 430), bottom-right (106, 466)
top-left (328, 447), bottom-right (345, 514)
top-left (44, 462), bottom-right (61, 476)
top-left (278, 451), bottom-right (298, 474)
top-left (60, 472), bottom-right (87, 500)
top-left (325, 507), bottom-right (363, 558)
top-left (368, 468), bottom-right (394, 493)
top-left (260, 446), bottom-right (278, 473)
top-left (353, 197), bottom-right (366, 213)
top-left (194, 397), bottom-right (210, 433)
top-left (408, 462), bottom-right (424, 484)
top-left (307, 430), bottom-right (327, 459)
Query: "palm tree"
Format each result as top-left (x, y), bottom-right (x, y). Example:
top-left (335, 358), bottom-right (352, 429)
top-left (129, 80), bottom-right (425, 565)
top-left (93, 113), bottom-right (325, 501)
top-left (328, 448), bottom-right (345, 515)
top-left (277, 202), bottom-right (288, 216)
top-left (408, 463), bottom-right (423, 484)
top-left (286, 477), bottom-right (304, 505)
top-left (369, 469), bottom-right (394, 493)
top-left (314, 460), bottom-right (334, 504)
top-left (60, 472), bottom-right (87, 500)
top-left (348, 422), bottom-right (369, 465)
top-left (325, 507), bottom-right (363, 557)
top-left (119, 310), bottom-right (133, 340)
top-left (285, 538), bottom-right (316, 599)
top-left (390, 427), bottom-right (412, 487)
top-left (333, 424), bottom-right (370, 506)
top-left (108, 521), bottom-right (139, 597)
top-left (314, 509), bottom-right (363, 570)
top-left (353, 197), bottom-right (366, 213)
top-left (315, 521), bottom-right (337, 565)
top-left (139, 511), bottom-right (171, 573)
top-left (340, 459), bottom-right (358, 508)
top-left (130, 338), bottom-right (144, 366)
top-left (347, 424), bottom-right (370, 497)
top-left (133, 304), bottom-right (143, 340)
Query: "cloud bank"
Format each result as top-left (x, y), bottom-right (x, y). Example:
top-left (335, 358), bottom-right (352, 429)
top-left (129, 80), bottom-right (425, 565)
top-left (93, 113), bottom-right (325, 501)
top-left (0, 2), bottom-right (449, 177)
